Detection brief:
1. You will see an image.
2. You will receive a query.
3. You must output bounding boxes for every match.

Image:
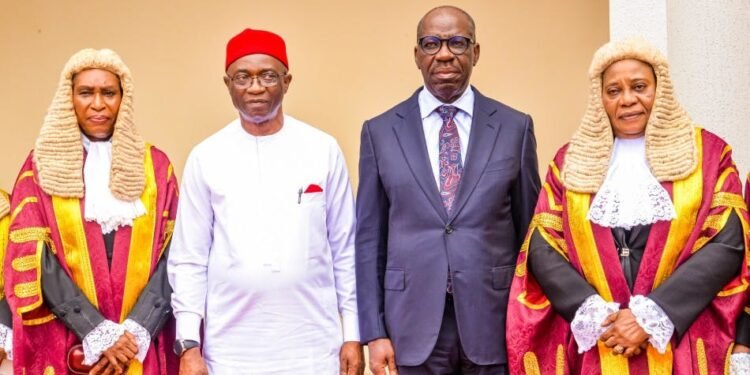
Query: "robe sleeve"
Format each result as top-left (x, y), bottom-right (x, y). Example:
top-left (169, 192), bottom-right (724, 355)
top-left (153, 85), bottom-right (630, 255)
top-left (41, 243), bottom-right (104, 341)
top-left (126, 243), bottom-right (172, 337)
top-left (126, 148), bottom-right (179, 340)
top-left (650, 141), bottom-right (748, 342)
top-left (40, 243), bottom-right (173, 340)
top-left (0, 300), bottom-right (11, 328)
top-left (737, 305), bottom-right (750, 346)
top-left (5, 153), bottom-right (57, 326)
top-left (649, 211), bottom-right (744, 341)
top-left (507, 149), bottom-right (573, 374)
top-left (528, 229), bottom-right (596, 322)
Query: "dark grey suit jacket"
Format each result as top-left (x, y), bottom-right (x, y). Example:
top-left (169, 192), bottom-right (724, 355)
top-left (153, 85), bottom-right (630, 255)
top-left (356, 87), bottom-right (541, 366)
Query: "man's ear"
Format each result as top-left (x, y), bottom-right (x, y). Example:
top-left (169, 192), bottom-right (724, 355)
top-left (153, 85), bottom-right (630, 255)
top-left (282, 73), bottom-right (293, 94)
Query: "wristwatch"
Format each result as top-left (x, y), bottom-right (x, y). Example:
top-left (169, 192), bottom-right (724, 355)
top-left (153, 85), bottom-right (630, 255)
top-left (173, 339), bottom-right (200, 356)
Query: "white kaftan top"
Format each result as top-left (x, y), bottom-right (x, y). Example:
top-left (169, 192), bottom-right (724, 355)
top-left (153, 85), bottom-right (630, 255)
top-left (168, 116), bottom-right (359, 374)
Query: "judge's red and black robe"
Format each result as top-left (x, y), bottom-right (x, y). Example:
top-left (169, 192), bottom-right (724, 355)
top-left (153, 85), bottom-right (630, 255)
top-left (5, 145), bottom-right (178, 375)
top-left (508, 129), bottom-right (750, 374)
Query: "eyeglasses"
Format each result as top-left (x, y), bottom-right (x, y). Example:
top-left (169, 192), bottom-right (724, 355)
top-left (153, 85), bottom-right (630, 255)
top-left (418, 35), bottom-right (474, 55)
top-left (227, 71), bottom-right (285, 88)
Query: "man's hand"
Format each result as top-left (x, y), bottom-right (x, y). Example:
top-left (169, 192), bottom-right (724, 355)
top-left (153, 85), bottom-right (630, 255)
top-left (179, 347), bottom-right (208, 375)
top-left (339, 341), bottom-right (364, 375)
top-left (367, 338), bottom-right (398, 375)
top-left (89, 331), bottom-right (138, 374)
top-left (600, 309), bottom-right (649, 358)
top-left (733, 344), bottom-right (750, 354)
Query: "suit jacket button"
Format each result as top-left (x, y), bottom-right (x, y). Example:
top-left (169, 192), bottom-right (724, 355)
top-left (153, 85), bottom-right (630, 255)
top-left (73, 306), bottom-right (81, 313)
top-left (445, 225), bottom-right (454, 234)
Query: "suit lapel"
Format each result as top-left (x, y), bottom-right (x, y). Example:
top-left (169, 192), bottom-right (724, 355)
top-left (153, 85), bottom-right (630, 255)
top-left (392, 91), bottom-right (448, 222)
top-left (449, 90), bottom-right (502, 222)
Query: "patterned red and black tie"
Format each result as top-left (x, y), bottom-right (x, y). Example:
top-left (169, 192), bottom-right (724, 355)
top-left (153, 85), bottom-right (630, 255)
top-left (437, 105), bottom-right (462, 214)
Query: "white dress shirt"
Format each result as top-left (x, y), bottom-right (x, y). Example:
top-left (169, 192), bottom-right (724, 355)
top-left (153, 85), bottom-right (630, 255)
top-left (168, 116), bottom-right (359, 374)
top-left (418, 86), bottom-right (475, 188)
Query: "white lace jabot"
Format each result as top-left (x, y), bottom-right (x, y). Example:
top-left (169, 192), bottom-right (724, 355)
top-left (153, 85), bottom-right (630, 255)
top-left (588, 137), bottom-right (676, 229)
top-left (82, 136), bottom-right (146, 234)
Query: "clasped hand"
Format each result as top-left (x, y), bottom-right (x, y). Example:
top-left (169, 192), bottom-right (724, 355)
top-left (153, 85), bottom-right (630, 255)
top-left (89, 331), bottom-right (138, 375)
top-left (599, 308), bottom-right (649, 358)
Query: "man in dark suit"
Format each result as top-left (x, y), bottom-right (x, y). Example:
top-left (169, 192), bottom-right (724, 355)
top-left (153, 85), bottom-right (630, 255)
top-left (356, 5), bottom-right (541, 375)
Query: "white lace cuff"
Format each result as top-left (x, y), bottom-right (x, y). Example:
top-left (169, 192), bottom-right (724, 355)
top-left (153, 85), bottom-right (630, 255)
top-left (0, 324), bottom-right (12, 360)
top-left (629, 295), bottom-right (674, 353)
top-left (123, 319), bottom-right (151, 363)
top-left (730, 353), bottom-right (750, 375)
top-left (83, 320), bottom-right (126, 366)
top-left (571, 294), bottom-right (620, 353)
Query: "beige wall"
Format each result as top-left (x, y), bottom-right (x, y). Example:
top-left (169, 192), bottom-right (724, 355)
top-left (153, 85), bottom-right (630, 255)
top-left (0, 1), bottom-right (608, 192)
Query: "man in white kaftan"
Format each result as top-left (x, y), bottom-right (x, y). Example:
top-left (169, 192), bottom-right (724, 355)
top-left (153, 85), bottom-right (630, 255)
top-left (167, 28), bottom-right (362, 375)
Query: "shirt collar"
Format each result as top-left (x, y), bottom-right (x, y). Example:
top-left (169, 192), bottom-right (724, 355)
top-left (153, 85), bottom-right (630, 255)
top-left (81, 133), bottom-right (112, 152)
top-left (418, 86), bottom-right (474, 120)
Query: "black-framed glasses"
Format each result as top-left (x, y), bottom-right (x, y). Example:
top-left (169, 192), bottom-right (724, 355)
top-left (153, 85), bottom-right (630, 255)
top-left (227, 71), bottom-right (286, 88)
top-left (418, 35), bottom-right (474, 55)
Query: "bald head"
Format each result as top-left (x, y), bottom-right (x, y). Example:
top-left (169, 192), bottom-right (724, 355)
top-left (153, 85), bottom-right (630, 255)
top-left (417, 6), bottom-right (476, 41)
top-left (414, 5), bottom-right (480, 103)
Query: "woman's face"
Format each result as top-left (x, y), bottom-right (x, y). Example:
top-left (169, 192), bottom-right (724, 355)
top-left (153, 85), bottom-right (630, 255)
top-left (72, 69), bottom-right (122, 141)
top-left (601, 59), bottom-right (656, 139)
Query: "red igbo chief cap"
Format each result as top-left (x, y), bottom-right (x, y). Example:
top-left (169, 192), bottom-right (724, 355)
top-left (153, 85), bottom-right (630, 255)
top-left (225, 28), bottom-right (288, 70)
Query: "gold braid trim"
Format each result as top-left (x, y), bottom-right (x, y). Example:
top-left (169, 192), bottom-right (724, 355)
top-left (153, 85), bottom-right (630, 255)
top-left (715, 167), bottom-right (738, 194)
top-left (717, 279), bottom-right (748, 297)
top-left (16, 241), bottom-right (47, 322)
top-left (523, 352), bottom-right (541, 375)
top-left (11, 197), bottom-right (38, 223)
top-left (725, 342), bottom-right (734, 375)
top-left (697, 339), bottom-right (708, 375)
top-left (516, 213), bottom-right (566, 278)
top-left (22, 315), bottom-right (55, 326)
top-left (515, 262), bottom-right (526, 278)
top-left (693, 237), bottom-right (711, 254)
top-left (160, 220), bottom-right (176, 259)
top-left (14, 281), bottom-right (39, 299)
top-left (43, 366), bottom-right (55, 375)
top-left (554, 238), bottom-right (569, 255)
top-left (165, 219), bottom-right (175, 238)
top-left (10, 227), bottom-right (50, 244)
top-left (16, 170), bottom-right (34, 184)
top-left (517, 291), bottom-right (551, 310)
top-left (543, 182), bottom-right (563, 212)
top-left (533, 212), bottom-right (563, 232)
top-left (12, 255), bottom-right (37, 272)
top-left (721, 144), bottom-right (732, 162)
top-left (711, 192), bottom-right (746, 209)
top-left (703, 214), bottom-right (726, 232)
top-left (556, 344), bottom-right (565, 375)
top-left (692, 208), bottom-right (732, 254)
